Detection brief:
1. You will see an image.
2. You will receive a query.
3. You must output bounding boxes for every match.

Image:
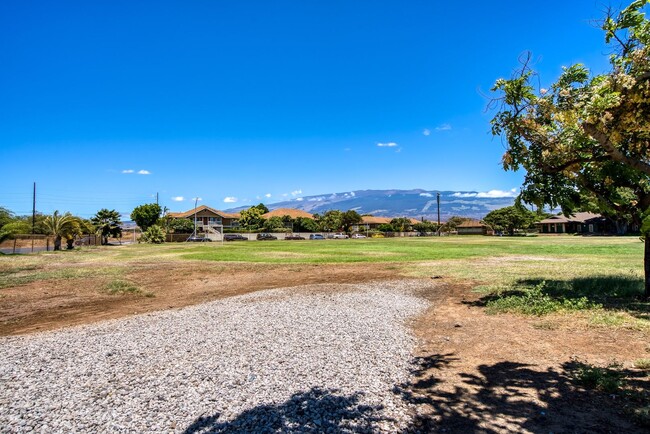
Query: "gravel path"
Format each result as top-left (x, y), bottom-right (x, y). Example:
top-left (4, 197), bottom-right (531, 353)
top-left (0, 280), bottom-right (429, 433)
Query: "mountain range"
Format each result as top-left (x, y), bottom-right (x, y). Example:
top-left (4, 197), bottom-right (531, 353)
top-left (227, 189), bottom-right (518, 221)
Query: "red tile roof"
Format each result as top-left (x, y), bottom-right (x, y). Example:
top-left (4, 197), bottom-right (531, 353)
top-left (262, 208), bottom-right (314, 219)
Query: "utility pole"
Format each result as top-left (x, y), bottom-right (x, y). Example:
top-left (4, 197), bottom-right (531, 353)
top-left (437, 192), bottom-right (441, 237)
top-left (193, 197), bottom-right (198, 238)
top-left (32, 182), bottom-right (36, 252)
top-left (156, 192), bottom-right (159, 205)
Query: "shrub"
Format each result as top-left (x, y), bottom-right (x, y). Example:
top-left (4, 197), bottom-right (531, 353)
top-left (571, 362), bottom-right (625, 394)
top-left (140, 225), bottom-right (165, 244)
top-left (634, 359), bottom-right (650, 370)
top-left (104, 280), bottom-right (140, 295)
top-left (486, 281), bottom-right (601, 316)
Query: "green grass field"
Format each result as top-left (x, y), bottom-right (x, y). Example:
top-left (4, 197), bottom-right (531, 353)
top-left (2, 235), bottom-right (647, 328)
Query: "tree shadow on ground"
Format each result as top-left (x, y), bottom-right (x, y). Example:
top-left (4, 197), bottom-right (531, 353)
top-left (182, 387), bottom-right (389, 433)
top-left (468, 275), bottom-right (649, 319)
top-left (395, 353), bottom-right (647, 433)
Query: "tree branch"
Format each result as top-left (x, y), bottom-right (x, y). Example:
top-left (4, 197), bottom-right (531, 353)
top-left (582, 123), bottom-right (650, 176)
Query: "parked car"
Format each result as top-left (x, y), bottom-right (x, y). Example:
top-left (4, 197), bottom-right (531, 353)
top-left (187, 236), bottom-right (212, 242)
top-left (351, 234), bottom-right (366, 239)
top-left (309, 234), bottom-right (325, 240)
top-left (331, 233), bottom-right (349, 239)
top-left (285, 234), bottom-right (306, 240)
top-left (256, 233), bottom-right (278, 241)
top-left (224, 234), bottom-right (248, 241)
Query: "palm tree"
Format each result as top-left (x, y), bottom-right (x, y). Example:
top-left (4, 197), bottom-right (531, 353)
top-left (43, 211), bottom-right (80, 251)
top-left (90, 209), bottom-right (122, 245)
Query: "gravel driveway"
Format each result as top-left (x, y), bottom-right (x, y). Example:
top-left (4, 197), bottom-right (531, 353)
top-left (1, 280), bottom-right (428, 433)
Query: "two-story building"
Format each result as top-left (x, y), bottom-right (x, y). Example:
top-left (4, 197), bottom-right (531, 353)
top-left (168, 206), bottom-right (240, 235)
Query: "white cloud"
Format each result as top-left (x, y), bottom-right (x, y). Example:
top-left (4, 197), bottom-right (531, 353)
top-left (223, 197), bottom-right (238, 203)
top-left (435, 124), bottom-right (452, 131)
top-left (295, 197), bottom-right (304, 201)
top-left (137, 170), bottom-right (151, 175)
top-left (349, 192), bottom-right (355, 197)
top-left (171, 196), bottom-right (184, 202)
top-left (265, 193), bottom-right (272, 198)
top-left (452, 192), bottom-right (477, 198)
top-left (377, 142), bottom-right (398, 147)
top-left (452, 188), bottom-right (518, 199)
top-left (122, 169), bottom-right (134, 174)
top-left (476, 188), bottom-right (517, 198)
top-left (422, 129), bottom-right (431, 136)
top-left (291, 189), bottom-right (302, 196)
top-left (419, 193), bottom-right (433, 197)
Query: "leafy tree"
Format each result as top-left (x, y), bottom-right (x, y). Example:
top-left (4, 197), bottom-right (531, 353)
top-left (168, 218), bottom-right (195, 234)
top-left (490, 1), bottom-right (650, 298)
top-left (294, 217), bottom-right (318, 232)
top-left (482, 206), bottom-right (538, 235)
top-left (130, 203), bottom-right (161, 231)
top-left (440, 216), bottom-right (469, 232)
top-left (239, 207), bottom-right (264, 230)
top-left (341, 210), bottom-right (363, 233)
top-left (91, 209), bottom-right (122, 245)
top-left (317, 210), bottom-right (343, 232)
top-left (390, 217), bottom-right (413, 232)
top-left (377, 223), bottom-right (394, 232)
top-left (0, 207), bottom-right (14, 229)
top-left (253, 203), bottom-right (270, 214)
top-left (43, 211), bottom-right (81, 251)
top-left (0, 221), bottom-right (31, 242)
top-left (140, 224), bottom-right (165, 244)
top-left (263, 216), bottom-right (287, 232)
top-left (413, 221), bottom-right (439, 234)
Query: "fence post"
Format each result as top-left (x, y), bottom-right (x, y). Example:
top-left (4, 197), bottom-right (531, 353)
top-left (47, 238), bottom-right (50, 251)
top-left (13, 238), bottom-right (17, 254)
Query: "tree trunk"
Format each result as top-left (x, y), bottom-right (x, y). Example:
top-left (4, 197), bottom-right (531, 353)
top-left (645, 237), bottom-right (650, 300)
top-left (54, 236), bottom-right (62, 251)
top-left (66, 238), bottom-right (74, 250)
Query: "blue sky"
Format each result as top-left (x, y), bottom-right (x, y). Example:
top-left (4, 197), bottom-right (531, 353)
top-left (1, 1), bottom-right (617, 217)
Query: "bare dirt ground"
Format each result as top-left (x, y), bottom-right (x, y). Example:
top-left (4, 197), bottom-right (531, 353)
top-left (405, 281), bottom-right (649, 433)
top-left (1, 260), bottom-right (648, 432)
top-left (0, 261), bottom-right (400, 335)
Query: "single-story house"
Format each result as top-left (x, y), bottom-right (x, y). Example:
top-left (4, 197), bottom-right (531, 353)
top-left (536, 212), bottom-right (610, 234)
top-left (169, 206), bottom-right (240, 234)
top-left (262, 208), bottom-right (314, 220)
top-left (457, 219), bottom-right (494, 235)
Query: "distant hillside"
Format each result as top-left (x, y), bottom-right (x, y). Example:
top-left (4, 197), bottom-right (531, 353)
top-left (227, 189), bottom-right (517, 220)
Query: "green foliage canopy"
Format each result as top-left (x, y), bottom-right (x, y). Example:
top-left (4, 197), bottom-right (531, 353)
top-left (238, 207), bottom-right (264, 230)
top-left (490, 0), bottom-right (650, 297)
top-left (482, 206), bottom-right (539, 234)
top-left (130, 203), bottom-right (162, 231)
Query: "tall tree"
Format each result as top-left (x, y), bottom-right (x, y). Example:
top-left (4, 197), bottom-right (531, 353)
top-left (490, 1), bottom-right (650, 298)
top-left (317, 210), bottom-right (343, 232)
top-left (130, 203), bottom-right (161, 232)
top-left (482, 206), bottom-right (539, 235)
top-left (91, 209), bottom-right (122, 245)
top-left (238, 207), bottom-right (264, 230)
top-left (390, 217), bottom-right (413, 232)
top-left (341, 210), bottom-right (362, 233)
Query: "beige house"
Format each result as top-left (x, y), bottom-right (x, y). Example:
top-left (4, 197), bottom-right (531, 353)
top-left (457, 219), bottom-right (493, 235)
top-left (169, 205), bottom-right (240, 235)
top-left (536, 212), bottom-right (608, 234)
